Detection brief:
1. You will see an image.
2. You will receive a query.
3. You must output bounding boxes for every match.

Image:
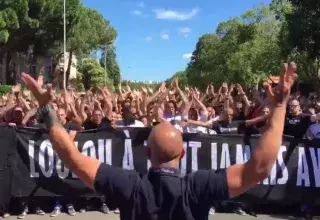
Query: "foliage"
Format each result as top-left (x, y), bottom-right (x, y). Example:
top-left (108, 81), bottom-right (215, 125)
top-left (121, 80), bottom-right (159, 90)
top-left (278, 0), bottom-right (320, 85)
top-left (68, 75), bottom-right (84, 92)
top-left (78, 58), bottom-right (112, 90)
top-left (185, 6), bottom-right (282, 89)
top-left (286, 0), bottom-right (320, 60)
top-left (166, 71), bottom-right (188, 88)
top-left (0, 85), bottom-right (12, 95)
top-left (0, 0), bottom-right (117, 86)
top-left (100, 45), bottom-right (121, 87)
top-left (0, 0), bottom-right (82, 54)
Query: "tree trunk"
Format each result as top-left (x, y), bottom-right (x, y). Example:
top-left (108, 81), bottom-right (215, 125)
top-left (5, 52), bottom-right (14, 85)
top-left (66, 51), bottom-right (73, 87)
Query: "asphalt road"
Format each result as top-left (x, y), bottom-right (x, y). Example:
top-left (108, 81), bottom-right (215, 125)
top-left (5, 212), bottom-right (320, 220)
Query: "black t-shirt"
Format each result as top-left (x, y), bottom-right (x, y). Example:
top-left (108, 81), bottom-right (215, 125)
top-left (284, 114), bottom-right (312, 138)
top-left (234, 112), bottom-right (246, 121)
top-left (63, 122), bottom-right (82, 132)
top-left (212, 121), bottom-right (246, 135)
top-left (246, 121), bottom-right (266, 135)
top-left (31, 122), bottom-right (82, 132)
top-left (94, 165), bottom-right (229, 220)
top-left (83, 117), bottom-right (111, 130)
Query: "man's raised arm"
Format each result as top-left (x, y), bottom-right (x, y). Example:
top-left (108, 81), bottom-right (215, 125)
top-left (46, 112), bottom-right (101, 189)
top-left (226, 62), bottom-right (297, 198)
top-left (20, 73), bottom-right (104, 190)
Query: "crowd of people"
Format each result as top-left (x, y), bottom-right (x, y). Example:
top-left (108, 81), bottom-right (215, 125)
top-left (0, 73), bottom-right (318, 219)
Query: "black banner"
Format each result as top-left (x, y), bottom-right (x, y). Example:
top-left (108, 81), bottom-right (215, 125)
top-left (3, 127), bottom-right (320, 205)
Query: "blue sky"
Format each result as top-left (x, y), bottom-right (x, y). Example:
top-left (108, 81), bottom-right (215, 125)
top-left (82, 0), bottom-right (271, 82)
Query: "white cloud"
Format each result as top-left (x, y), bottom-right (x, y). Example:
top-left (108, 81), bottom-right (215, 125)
top-left (145, 36), bottom-right (152, 42)
top-left (153, 8), bottom-right (199, 21)
top-left (161, 33), bottom-right (169, 40)
top-left (132, 10), bottom-right (142, 16)
top-left (137, 2), bottom-right (145, 8)
top-left (179, 27), bottom-right (191, 37)
top-left (182, 53), bottom-right (192, 60)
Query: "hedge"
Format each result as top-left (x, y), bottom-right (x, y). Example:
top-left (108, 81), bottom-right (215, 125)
top-left (0, 85), bottom-right (12, 96)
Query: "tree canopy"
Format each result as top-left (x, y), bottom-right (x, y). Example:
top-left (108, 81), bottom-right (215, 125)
top-left (78, 58), bottom-right (112, 90)
top-left (0, 0), bottom-right (120, 87)
top-left (185, 6), bottom-right (282, 89)
top-left (100, 45), bottom-right (121, 87)
top-left (166, 1), bottom-right (320, 90)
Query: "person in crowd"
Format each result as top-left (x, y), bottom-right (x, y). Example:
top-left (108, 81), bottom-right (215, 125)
top-left (116, 106), bottom-right (144, 127)
top-left (19, 60), bottom-right (297, 220)
top-left (184, 107), bottom-right (268, 135)
top-left (50, 106), bottom-right (82, 217)
top-left (17, 200), bottom-right (45, 219)
top-left (83, 109), bottom-right (112, 130)
top-left (284, 99), bottom-right (320, 138)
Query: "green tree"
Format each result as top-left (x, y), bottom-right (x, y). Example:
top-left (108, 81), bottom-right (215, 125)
top-left (186, 34), bottom-right (225, 89)
top-left (186, 6), bottom-right (282, 88)
top-left (78, 58), bottom-right (112, 90)
top-left (0, 0), bottom-right (83, 84)
top-left (65, 6), bottom-right (117, 84)
top-left (280, 0), bottom-right (320, 85)
top-left (100, 45), bottom-right (121, 87)
top-left (0, 0), bottom-right (117, 85)
top-left (286, 0), bottom-right (320, 59)
top-left (166, 71), bottom-right (188, 88)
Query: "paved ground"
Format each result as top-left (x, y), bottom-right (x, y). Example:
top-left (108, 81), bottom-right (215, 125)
top-left (5, 212), bottom-right (320, 220)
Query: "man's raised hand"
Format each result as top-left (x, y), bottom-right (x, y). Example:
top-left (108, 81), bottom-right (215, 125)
top-left (263, 62), bottom-right (297, 107)
top-left (21, 72), bottom-right (53, 107)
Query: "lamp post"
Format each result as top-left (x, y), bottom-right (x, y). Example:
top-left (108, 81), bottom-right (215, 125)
top-left (104, 45), bottom-right (107, 86)
top-left (104, 41), bottom-right (114, 86)
top-left (63, 0), bottom-right (67, 90)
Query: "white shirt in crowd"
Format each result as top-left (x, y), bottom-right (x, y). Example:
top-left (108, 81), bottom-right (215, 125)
top-left (164, 112), bottom-right (217, 135)
top-left (116, 120), bottom-right (145, 128)
top-left (163, 113), bottom-right (185, 132)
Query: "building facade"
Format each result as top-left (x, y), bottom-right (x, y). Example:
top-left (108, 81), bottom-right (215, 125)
top-left (0, 52), bottom-right (77, 85)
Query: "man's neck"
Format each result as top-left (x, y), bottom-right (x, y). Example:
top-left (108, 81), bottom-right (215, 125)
top-left (155, 160), bottom-right (180, 169)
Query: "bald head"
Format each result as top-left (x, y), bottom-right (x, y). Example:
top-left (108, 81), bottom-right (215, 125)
top-left (147, 122), bottom-right (184, 167)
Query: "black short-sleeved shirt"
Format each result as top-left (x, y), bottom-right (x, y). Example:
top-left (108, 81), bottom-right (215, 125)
top-left (31, 122), bottom-right (82, 132)
top-left (284, 114), bottom-right (312, 138)
top-left (211, 121), bottom-right (246, 135)
top-left (83, 117), bottom-right (111, 130)
top-left (246, 121), bottom-right (266, 135)
top-left (94, 165), bottom-right (229, 220)
top-left (63, 122), bottom-right (82, 132)
top-left (234, 112), bottom-right (246, 121)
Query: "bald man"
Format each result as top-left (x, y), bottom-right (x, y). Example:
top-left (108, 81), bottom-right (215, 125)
top-left (21, 61), bottom-right (297, 220)
top-left (284, 99), bottom-right (320, 138)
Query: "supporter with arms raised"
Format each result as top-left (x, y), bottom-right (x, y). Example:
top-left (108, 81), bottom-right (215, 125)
top-left (184, 105), bottom-right (268, 135)
top-left (81, 87), bottom-right (113, 130)
top-left (284, 99), bottom-right (320, 138)
top-left (155, 78), bottom-right (190, 131)
top-left (21, 62), bottom-right (297, 220)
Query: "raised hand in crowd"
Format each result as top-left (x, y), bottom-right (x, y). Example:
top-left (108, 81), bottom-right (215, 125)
top-left (225, 62), bottom-right (297, 197)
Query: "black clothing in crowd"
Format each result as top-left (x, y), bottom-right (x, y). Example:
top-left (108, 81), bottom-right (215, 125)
top-left (212, 121), bottom-right (246, 135)
top-left (284, 114), bottom-right (312, 138)
top-left (83, 117), bottom-right (112, 130)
